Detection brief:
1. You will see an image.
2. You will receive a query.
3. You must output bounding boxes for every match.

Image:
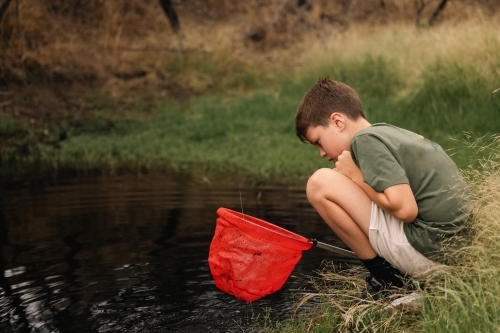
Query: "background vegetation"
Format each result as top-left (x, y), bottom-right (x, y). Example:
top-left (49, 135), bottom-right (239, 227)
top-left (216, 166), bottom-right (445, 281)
top-left (2, 4), bottom-right (499, 182)
top-left (1, 1), bottom-right (500, 183)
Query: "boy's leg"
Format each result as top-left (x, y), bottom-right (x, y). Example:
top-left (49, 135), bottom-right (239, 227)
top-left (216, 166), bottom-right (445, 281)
top-left (306, 168), bottom-right (374, 259)
top-left (307, 168), bottom-right (405, 291)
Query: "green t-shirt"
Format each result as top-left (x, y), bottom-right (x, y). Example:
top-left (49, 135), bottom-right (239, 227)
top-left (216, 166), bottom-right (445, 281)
top-left (350, 123), bottom-right (471, 260)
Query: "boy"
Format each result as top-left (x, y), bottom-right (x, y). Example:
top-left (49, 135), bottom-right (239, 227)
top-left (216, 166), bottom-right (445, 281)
top-left (295, 78), bottom-right (470, 298)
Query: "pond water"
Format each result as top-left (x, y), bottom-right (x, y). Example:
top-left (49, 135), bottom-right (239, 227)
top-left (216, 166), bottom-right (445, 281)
top-left (0, 174), bottom-right (359, 332)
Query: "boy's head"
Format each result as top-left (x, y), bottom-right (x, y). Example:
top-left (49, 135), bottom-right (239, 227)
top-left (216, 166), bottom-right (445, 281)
top-left (295, 78), bottom-right (365, 142)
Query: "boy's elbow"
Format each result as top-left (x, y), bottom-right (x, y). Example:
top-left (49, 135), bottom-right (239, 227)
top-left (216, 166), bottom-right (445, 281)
top-left (397, 206), bottom-right (418, 223)
top-left (383, 184), bottom-right (417, 223)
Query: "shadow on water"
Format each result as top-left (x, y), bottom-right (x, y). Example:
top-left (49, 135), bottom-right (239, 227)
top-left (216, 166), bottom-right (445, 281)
top-left (0, 174), bottom-right (359, 332)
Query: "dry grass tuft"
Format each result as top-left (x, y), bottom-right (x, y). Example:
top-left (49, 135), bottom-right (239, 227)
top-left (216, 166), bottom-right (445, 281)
top-left (414, 135), bottom-right (500, 331)
top-left (299, 20), bottom-right (500, 91)
top-left (296, 264), bottom-right (424, 332)
top-left (459, 134), bottom-right (500, 260)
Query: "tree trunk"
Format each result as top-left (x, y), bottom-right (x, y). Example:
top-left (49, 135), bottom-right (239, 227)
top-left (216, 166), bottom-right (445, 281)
top-left (429, 0), bottom-right (448, 25)
top-left (159, 0), bottom-right (180, 33)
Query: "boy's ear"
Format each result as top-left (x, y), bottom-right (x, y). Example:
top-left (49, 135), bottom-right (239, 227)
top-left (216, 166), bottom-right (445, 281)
top-left (329, 112), bottom-right (346, 131)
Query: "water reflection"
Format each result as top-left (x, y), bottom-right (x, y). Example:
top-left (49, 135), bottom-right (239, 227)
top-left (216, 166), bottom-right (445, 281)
top-left (0, 174), bottom-right (359, 332)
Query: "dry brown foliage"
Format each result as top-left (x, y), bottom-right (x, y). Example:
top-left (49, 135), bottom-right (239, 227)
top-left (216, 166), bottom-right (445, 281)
top-left (0, 0), bottom-right (498, 85)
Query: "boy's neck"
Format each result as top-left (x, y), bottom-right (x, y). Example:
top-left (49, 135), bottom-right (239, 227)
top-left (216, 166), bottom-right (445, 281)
top-left (349, 117), bottom-right (371, 136)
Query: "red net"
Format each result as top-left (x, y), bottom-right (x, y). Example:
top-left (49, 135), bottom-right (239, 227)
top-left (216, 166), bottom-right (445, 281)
top-left (208, 207), bottom-right (313, 302)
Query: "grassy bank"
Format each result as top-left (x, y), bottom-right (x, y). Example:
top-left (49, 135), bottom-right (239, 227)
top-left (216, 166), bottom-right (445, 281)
top-left (2, 23), bottom-right (499, 184)
top-left (258, 135), bottom-right (500, 332)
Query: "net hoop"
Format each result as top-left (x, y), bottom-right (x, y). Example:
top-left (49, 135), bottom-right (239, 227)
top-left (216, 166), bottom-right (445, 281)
top-left (216, 207), bottom-right (314, 251)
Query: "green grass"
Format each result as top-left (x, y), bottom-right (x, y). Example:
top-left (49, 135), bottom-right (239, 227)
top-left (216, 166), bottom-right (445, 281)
top-left (46, 90), bottom-right (332, 183)
top-left (4, 51), bottom-right (499, 183)
top-left (2, 27), bottom-right (500, 184)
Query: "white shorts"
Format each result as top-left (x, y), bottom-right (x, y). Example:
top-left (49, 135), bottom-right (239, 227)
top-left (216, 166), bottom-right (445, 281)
top-left (368, 202), bottom-right (439, 278)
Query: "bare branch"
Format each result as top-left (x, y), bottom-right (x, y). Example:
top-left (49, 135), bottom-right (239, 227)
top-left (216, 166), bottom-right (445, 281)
top-left (0, 0), bottom-right (14, 22)
top-left (429, 0), bottom-right (449, 25)
top-left (113, 46), bottom-right (205, 53)
top-left (159, 0), bottom-right (180, 33)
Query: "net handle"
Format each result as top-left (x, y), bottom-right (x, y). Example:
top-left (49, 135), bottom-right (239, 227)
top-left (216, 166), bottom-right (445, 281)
top-left (309, 239), bottom-right (357, 258)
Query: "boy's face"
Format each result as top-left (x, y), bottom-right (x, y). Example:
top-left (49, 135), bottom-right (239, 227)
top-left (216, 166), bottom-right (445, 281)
top-left (304, 121), bottom-right (351, 164)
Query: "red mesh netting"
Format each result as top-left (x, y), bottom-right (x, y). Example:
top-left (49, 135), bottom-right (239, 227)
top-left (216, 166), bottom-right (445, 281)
top-left (208, 207), bottom-right (313, 302)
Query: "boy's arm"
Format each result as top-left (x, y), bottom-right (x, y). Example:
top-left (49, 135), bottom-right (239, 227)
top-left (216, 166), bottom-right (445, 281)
top-left (336, 151), bottom-right (418, 223)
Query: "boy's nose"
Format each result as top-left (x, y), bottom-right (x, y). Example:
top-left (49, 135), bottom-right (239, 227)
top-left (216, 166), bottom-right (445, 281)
top-left (319, 149), bottom-right (327, 158)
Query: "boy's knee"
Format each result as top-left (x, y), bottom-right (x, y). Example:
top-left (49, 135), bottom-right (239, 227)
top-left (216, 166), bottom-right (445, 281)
top-left (306, 168), bottom-right (335, 202)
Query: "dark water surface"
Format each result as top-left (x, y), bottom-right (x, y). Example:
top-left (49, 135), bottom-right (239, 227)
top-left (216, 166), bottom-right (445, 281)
top-left (0, 174), bottom-right (358, 332)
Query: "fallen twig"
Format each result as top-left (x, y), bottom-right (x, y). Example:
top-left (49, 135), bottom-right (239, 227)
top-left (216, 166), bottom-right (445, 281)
top-left (114, 46), bottom-right (206, 53)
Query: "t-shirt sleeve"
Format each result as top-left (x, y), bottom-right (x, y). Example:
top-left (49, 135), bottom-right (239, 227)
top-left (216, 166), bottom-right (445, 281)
top-left (350, 134), bottom-right (409, 192)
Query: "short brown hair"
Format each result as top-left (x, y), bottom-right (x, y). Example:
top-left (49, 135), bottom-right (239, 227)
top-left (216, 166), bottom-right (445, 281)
top-left (295, 78), bottom-right (365, 142)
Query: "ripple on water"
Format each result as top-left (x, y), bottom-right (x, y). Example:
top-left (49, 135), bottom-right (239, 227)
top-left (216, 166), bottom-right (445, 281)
top-left (0, 175), bottom-right (357, 332)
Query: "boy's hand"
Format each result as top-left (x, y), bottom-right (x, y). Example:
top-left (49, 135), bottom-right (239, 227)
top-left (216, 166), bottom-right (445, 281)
top-left (335, 151), bottom-right (362, 181)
